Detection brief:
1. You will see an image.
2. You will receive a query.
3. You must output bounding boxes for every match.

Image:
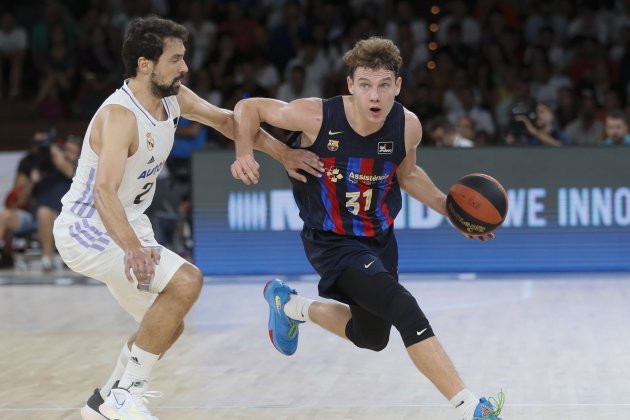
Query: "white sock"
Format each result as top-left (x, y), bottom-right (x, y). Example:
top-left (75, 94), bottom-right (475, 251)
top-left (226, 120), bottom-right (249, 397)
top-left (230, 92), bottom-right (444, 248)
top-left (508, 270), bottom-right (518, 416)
top-left (99, 343), bottom-right (131, 400)
top-left (117, 344), bottom-right (159, 390)
top-left (283, 294), bottom-right (313, 322)
top-left (450, 388), bottom-right (479, 419)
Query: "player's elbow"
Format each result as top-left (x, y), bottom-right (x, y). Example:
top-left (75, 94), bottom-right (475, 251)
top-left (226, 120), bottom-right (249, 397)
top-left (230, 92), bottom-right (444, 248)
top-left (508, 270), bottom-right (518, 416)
top-left (397, 174), bottom-right (413, 192)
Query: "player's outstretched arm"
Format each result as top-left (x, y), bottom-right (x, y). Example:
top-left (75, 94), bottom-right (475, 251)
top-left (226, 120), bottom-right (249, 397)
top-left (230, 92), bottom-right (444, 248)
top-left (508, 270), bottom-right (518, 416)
top-left (178, 85), bottom-right (323, 184)
top-left (232, 97), bottom-right (322, 185)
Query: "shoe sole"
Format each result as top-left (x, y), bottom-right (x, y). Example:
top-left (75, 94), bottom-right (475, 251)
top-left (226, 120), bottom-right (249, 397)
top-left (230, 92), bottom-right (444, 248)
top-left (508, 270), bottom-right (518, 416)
top-left (80, 405), bottom-right (108, 420)
top-left (263, 280), bottom-right (280, 351)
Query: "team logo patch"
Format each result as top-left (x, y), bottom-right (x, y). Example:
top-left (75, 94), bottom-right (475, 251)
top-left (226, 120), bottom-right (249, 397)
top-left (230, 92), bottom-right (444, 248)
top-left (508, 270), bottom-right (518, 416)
top-left (327, 139), bottom-right (339, 151)
top-left (326, 167), bottom-right (343, 183)
top-left (378, 141), bottom-right (393, 154)
top-left (146, 132), bottom-right (154, 150)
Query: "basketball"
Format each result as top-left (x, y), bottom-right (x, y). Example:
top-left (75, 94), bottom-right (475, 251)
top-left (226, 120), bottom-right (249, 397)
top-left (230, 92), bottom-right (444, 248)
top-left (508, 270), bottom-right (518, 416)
top-left (446, 173), bottom-right (508, 236)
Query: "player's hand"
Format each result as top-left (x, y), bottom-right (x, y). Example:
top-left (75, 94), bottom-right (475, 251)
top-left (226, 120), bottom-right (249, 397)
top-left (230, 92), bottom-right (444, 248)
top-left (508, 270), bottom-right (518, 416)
top-left (231, 154), bottom-right (260, 185)
top-left (124, 246), bottom-right (157, 285)
top-left (282, 148), bottom-right (324, 183)
top-left (465, 232), bottom-right (495, 242)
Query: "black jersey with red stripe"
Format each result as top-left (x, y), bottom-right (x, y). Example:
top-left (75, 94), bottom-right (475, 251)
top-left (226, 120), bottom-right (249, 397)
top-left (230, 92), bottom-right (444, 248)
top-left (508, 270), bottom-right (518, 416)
top-left (288, 95), bottom-right (407, 237)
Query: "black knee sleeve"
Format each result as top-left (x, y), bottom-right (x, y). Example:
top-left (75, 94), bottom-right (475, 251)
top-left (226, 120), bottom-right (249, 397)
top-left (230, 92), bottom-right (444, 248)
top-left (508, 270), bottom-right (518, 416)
top-left (387, 286), bottom-right (435, 347)
top-left (345, 317), bottom-right (390, 352)
top-left (337, 269), bottom-right (434, 349)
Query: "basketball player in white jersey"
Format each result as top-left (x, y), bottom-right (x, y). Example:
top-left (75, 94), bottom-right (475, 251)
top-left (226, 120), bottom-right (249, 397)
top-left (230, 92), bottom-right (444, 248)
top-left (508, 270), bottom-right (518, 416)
top-left (53, 16), bottom-right (323, 420)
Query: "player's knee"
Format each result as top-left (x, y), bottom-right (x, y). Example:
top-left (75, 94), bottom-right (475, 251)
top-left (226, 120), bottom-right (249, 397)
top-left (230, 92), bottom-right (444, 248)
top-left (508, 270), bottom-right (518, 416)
top-left (389, 289), bottom-right (435, 347)
top-left (362, 334), bottom-right (389, 352)
top-left (170, 264), bottom-right (203, 301)
top-left (346, 320), bottom-right (391, 352)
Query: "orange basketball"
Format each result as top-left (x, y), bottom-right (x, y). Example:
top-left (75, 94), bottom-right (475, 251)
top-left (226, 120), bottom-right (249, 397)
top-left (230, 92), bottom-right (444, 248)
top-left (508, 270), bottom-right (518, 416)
top-left (446, 173), bottom-right (508, 236)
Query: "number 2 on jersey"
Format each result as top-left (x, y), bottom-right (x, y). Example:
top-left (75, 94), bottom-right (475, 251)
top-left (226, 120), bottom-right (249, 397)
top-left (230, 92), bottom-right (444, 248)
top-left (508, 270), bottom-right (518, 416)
top-left (134, 182), bottom-right (154, 204)
top-left (345, 189), bottom-right (373, 215)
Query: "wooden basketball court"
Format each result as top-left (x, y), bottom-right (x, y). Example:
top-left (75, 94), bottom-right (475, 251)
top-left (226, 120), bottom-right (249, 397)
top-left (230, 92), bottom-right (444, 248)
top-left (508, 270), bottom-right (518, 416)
top-left (1, 271), bottom-right (629, 419)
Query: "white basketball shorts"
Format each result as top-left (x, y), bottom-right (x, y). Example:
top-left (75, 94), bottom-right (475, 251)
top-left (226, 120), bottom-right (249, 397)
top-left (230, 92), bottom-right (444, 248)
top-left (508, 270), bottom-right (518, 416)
top-left (53, 213), bottom-right (187, 322)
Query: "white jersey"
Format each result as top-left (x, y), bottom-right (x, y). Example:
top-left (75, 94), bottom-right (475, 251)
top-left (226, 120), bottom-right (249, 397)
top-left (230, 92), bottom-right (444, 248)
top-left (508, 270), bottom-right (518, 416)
top-left (60, 81), bottom-right (180, 224)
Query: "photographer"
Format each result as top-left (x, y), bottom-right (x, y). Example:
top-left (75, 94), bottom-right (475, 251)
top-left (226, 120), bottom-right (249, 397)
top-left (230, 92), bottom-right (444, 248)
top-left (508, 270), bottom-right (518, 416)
top-left (0, 139), bottom-right (38, 268)
top-left (506, 101), bottom-right (569, 146)
top-left (31, 131), bottom-right (81, 270)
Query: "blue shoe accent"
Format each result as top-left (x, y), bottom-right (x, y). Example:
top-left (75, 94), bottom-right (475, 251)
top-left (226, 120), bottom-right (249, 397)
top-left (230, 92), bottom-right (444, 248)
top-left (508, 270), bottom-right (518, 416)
top-left (263, 279), bottom-right (304, 356)
top-left (473, 390), bottom-right (504, 419)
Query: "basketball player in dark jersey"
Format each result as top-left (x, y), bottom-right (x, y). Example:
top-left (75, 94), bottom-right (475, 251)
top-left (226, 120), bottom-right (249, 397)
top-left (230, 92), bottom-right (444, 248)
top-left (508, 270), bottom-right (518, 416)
top-left (231, 37), bottom-right (503, 420)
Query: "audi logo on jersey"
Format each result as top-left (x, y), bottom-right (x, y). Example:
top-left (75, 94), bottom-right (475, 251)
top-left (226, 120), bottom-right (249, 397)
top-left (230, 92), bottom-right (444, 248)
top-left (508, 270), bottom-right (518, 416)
top-left (137, 161), bottom-right (164, 179)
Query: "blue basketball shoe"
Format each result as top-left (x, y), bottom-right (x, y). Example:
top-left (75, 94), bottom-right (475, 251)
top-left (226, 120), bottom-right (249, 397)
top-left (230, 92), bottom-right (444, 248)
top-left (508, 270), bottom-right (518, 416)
top-left (473, 390), bottom-right (504, 419)
top-left (263, 279), bottom-right (304, 356)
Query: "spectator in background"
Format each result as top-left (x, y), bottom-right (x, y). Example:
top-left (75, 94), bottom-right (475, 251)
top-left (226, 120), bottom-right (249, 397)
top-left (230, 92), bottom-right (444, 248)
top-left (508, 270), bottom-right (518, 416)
top-left (32, 23), bottom-right (77, 118)
top-left (529, 50), bottom-right (572, 110)
top-left (603, 109), bottom-right (630, 145)
top-left (555, 85), bottom-right (578, 128)
top-left (276, 64), bottom-right (321, 102)
top-left (440, 23), bottom-right (475, 69)
top-left (194, 70), bottom-right (223, 109)
top-left (29, 0), bottom-right (76, 75)
top-left (223, 58), bottom-right (270, 110)
top-left (457, 115), bottom-right (480, 144)
top-left (407, 82), bottom-right (443, 124)
top-left (208, 32), bottom-right (239, 93)
top-left (218, 0), bottom-right (260, 54)
top-left (524, 26), bottom-right (567, 72)
top-left (438, 0), bottom-right (481, 47)
top-left (0, 135), bottom-right (39, 268)
top-left (267, 0), bottom-right (309, 72)
top-left (384, 0), bottom-right (428, 46)
top-left (523, 0), bottom-right (568, 45)
top-left (74, 24), bottom-right (117, 118)
top-left (428, 117), bottom-right (474, 147)
top-left (448, 87), bottom-right (496, 144)
top-left (285, 37), bottom-right (331, 95)
top-left (565, 87), bottom-right (605, 145)
top-left (567, 4), bottom-right (608, 46)
top-left (507, 101), bottom-right (568, 146)
top-left (31, 133), bottom-right (80, 270)
top-left (0, 11), bottom-right (27, 99)
top-left (184, 0), bottom-right (217, 73)
top-left (252, 50), bottom-right (281, 97)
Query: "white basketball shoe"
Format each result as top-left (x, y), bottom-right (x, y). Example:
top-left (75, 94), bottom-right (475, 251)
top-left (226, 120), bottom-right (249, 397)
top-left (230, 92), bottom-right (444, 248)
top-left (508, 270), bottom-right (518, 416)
top-left (99, 381), bottom-right (161, 420)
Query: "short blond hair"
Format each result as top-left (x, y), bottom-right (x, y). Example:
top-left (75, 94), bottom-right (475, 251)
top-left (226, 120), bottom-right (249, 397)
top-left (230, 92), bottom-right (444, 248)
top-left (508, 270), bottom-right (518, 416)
top-left (342, 37), bottom-right (402, 78)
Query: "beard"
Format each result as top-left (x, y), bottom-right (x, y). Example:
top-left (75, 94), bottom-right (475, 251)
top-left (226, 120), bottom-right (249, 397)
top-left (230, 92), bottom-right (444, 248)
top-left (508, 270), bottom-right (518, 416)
top-left (150, 71), bottom-right (182, 98)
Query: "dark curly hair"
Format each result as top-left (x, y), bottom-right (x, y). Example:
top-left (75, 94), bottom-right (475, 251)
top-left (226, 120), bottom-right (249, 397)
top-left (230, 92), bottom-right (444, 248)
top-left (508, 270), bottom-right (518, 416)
top-left (121, 16), bottom-right (189, 78)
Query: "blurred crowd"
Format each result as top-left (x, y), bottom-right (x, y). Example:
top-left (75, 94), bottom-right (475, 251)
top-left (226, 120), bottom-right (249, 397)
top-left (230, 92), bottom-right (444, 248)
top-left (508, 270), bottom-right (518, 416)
top-left (2, 0), bottom-right (630, 147)
top-left (2, 0), bottom-right (630, 270)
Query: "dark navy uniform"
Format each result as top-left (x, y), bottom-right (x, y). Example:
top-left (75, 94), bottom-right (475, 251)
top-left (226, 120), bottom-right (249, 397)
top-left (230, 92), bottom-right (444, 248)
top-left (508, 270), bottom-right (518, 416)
top-left (289, 96), bottom-right (407, 304)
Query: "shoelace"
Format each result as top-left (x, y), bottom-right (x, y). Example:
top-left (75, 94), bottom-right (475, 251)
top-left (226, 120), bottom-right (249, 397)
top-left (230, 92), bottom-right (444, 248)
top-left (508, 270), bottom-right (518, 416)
top-left (485, 389), bottom-right (505, 418)
top-left (130, 389), bottom-right (163, 418)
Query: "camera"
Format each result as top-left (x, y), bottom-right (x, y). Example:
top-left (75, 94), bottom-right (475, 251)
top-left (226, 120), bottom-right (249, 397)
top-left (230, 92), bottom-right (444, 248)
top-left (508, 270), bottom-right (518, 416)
top-left (32, 128), bottom-right (59, 172)
top-left (509, 103), bottom-right (535, 138)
